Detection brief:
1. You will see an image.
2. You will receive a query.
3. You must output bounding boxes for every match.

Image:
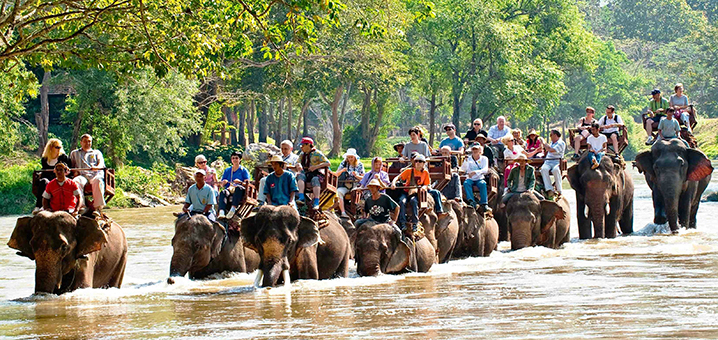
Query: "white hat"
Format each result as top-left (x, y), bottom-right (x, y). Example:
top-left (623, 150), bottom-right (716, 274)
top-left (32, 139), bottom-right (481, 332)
top-left (414, 154), bottom-right (427, 162)
top-left (343, 148), bottom-right (360, 159)
top-left (194, 169), bottom-right (207, 176)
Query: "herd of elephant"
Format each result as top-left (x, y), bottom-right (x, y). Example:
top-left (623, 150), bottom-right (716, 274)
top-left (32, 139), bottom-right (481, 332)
top-left (6, 139), bottom-right (714, 294)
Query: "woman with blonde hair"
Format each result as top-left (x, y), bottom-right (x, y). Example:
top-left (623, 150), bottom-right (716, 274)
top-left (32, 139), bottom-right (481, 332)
top-left (34, 138), bottom-right (71, 212)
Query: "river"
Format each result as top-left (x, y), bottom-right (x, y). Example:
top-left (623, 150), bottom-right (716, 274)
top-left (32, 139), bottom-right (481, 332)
top-left (1, 167), bottom-right (718, 339)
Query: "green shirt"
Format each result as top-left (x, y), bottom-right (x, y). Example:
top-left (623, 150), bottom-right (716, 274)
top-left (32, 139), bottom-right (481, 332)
top-left (649, 97), bottom-right (670, 113)
top-left (507, 165), bottom-right (536, 193)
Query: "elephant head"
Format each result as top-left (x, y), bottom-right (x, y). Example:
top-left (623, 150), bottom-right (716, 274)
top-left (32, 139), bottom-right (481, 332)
top-left (505, 192), bottom-right (566, 250)
top-left (634, 139), bottom-right (713, 229)
top-left (240, 205), bottom-right (320, 287)
top-left (568, 155), bottom-right (621, 238)
top-left (169, 214), bottom-right (225, 279)
top-left (7, 211), bottom-right (107, 294)
top-left (354, 221), bottom-right (411, 276)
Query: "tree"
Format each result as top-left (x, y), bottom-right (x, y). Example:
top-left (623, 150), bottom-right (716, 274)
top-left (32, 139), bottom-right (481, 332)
top-left (0, 62), bottom-right (38, 154)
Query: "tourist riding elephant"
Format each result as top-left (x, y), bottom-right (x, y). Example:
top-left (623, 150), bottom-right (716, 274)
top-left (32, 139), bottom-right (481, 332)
top-left (7, 211), bottom-right (127, 294)
top-left (505, 192), bottom-right (570, 250)
top-left (421, 197), bottom-right (460, 263)
top-left (568, 154), bottom-right (634, 239)
top-left (451, 204), bottom-right (499, 258)
top-left (354, 221), bottom-right (435, 276)
top-left (240, 205), bottom-right (351, 287)
top-left (634, 139), bottom-right (713, 232)
top-left (167, 214), bottom-right (259, 283)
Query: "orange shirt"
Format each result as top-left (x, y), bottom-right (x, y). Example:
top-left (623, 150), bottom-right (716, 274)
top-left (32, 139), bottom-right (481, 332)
top-left (398, 168), bottom-right (430, 186)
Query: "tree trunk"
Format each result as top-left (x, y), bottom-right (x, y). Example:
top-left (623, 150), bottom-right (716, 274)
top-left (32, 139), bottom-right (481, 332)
top-left (247, 100), bottom-right (256, 144)
top-left (258, 100), bottom-right (268, 143)
top-left (340, 82), bottom-right (352, 126)
top-left (297, 99), bottom-right (310, 141)
top-left (470, 92), bottom-right (478, 121)
top-left (367, 91), bottom-right (388, 156)
top-left (189, 80), bottom-right (216, 147)
top-left (36, 70), bottom-right (51, 154)
top-left (237, 106), bottom-right (246, 148)
top-left (302, 100), bottom-right (310, 138)
top-left (359, 85), bottom-right (372, 156)
top-left (71, 109), bottom-right (84, 150)
top-left (226, 105), bottom-right (238, 146)
top-left (276, 97), bottom-right (285, 146)
top-left (430, 93), bottom-right (439, 146)
top-left (287, 95), bottom-right (293, 143)
top-left (323, 84), bottom-right (345, 157)
top-left (451, 72), bottom-right (462, 129)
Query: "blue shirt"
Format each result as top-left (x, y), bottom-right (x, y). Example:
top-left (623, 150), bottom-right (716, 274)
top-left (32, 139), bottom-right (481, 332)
top-left (488, 125), bottom-right (510, 143)
top-left (185, 184), bottom-right (217, 213)
top-left (439, 137), bottom-right (464, 151)
top-left (264, 171), bottom-right (298, 206)
top-left (221, 166), bottom-right (250, 189)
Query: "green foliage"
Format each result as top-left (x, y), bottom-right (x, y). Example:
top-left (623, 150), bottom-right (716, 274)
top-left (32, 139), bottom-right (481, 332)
top-left (604, 0), bottom-right (705, 43)
top-left (61, 68), bottom-right (201, 165)
top-left (0, 161), bottom-right (38, 216)
top-left (106, 188), bottom-right (136, 209)
top-left (115, 163), bottom-right (174, 197)
top-left (0, 63), bottom-right (39, 155)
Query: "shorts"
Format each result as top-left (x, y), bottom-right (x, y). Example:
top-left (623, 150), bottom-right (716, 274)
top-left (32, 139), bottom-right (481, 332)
top-left (650, 114), bottom-right (665, 123)
top-left (601, 131), bottom-right (618, 140)
top-left (296, 172), bottom-right (322, 187)
top-left (580, 129), bottom-right (590, 138)
top-left (337, 187), bottom-right (350, 197)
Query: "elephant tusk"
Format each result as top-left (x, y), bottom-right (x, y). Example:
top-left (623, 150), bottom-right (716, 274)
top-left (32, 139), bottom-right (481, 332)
top-left (253, 269), bottom-right (264, 288)
top-left (605, 203), bottom-right (611, 216)
top-left (282, 269), bottom-right (291, 288)
top-left (584, 205), bottom-right (589, 218)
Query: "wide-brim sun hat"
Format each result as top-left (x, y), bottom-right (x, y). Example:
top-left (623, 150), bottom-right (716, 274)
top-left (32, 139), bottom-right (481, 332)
top-left (268, 154), bottom-right (286, 164)
top-left (515, 154), bottom-right (529, 163)
top-left (343, 148), bottom-right (360, 160)
top-left (393, 142), bottom-right (405, 152)
top-left (527, 129), bottom-right (539, 137)
top-left (367, 178), bottom-right (384, 188)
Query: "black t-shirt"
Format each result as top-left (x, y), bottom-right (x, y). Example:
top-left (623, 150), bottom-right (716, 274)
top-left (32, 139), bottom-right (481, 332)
top-left (464, 129), bottom-right (487, 142)
top-left (482, 146), bottom-right (495, 167)
top-left (364, 193), bottom-right (399, 223)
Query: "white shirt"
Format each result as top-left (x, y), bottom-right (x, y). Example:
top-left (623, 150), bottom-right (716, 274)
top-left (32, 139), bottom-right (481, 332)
top-left (460, 155), bottom-right (489, 181)
top-left (503, 145), bottom-right (524, 160)
top-left (586, 134), bottom-right (607, 153)
top-left (282, 153), bottom-right (299, 166)
top-left (599, 114), bottom-right (623, 134)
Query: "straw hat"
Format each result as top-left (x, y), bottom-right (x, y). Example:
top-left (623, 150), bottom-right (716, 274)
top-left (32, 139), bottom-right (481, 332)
top-left (393, 142), bottom-right (405, 152)
top-left (515, 154), bottom-right (529, 163)
top-left (367, 178), bottom-right (384, 188)
top-left (268, 154), bottom-right (285, 164)
top-left (527, 129), bottom-right (539, 137)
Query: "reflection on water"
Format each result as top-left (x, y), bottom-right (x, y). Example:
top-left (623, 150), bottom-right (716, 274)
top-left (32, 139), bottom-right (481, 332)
top-left (1, 167), bottom-right (718, 339)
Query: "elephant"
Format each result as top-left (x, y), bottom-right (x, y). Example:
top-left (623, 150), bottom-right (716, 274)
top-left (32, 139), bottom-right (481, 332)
top-left (7, 211), bottom-right (127, 294)
top-left (450, 203), bottom-right (499, 258)
top-left (568, 154), bottom-right (634, 239)
top-left (168, 214), bottom-right (259, 283)
top-left (634, 139), bottom-right (713, 232)
top-left (240, 205), bottom-right (351, 287)
top-left (505, 192), bottom-right (570, 250)
top-left (354, 221), bottom-right (435, 276)
top-left (420, 197), bottom-right (460, 263)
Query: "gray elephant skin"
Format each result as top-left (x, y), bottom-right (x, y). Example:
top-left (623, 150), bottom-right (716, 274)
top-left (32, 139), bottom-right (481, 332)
top-left (568, 155), bottom-right (634, 239)
top-left (354, 221), bottom-right (434, 276)
top-left (168, 214), bottom-right (259, 282)
top-left (634, 139), bottom-right (713, 232)
top-left (450, 202), bottom-right (499, 258)
top-left (8, 211), bottom-right (127, 294)
top-left (505, 192), bottom-right (570, 250)
top-left (241, 205), bottom-right (351, 287)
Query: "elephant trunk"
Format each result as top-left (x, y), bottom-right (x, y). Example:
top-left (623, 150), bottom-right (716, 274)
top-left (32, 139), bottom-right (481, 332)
top-left (587, 201), bottom-right (606, 239)
top-left (510, 221), bottom-right (533, 250)
top-left (168, 248), bottom-right (192, 279)
top-left (260, 258), bottom-right (285, 287)
top-left (660, 184), bottom-right (681, 232)
top-left (357, 252), bottom-right (382, 276)
top-left (34, 252), bottom-right (63, 294)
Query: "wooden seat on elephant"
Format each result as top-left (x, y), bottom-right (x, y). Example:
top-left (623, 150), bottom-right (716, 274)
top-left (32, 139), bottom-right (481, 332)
top-left (32, 168), bottom-right (116, 211)
top-left (251, 166), bottom-right (270, 189)
top-left (346, 189), bottom-right (362, 217)
top-left (569, 126), bottom-right (629, 155)
top-left (304, 167), bottom-right (338, 211)
top-left (234, 182), bottom-right (259, 219)
top-left (641, 106), bottom-right (698, 138)
top-left (459, 170), bottom-right (498, 204)
top-left (427, 156), bottom-right (451, 191)
top-left (385, 158), bottom-right (409, 182)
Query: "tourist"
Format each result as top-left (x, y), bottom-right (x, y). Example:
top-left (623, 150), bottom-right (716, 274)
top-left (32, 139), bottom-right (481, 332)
top-left (69, 134), bottom-right (106, 213)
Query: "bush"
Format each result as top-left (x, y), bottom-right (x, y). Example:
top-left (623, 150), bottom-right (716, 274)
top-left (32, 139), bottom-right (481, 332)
top-left (107, 188), bottom-right (135, 208)
top-left (0, 161), bottom-right (38, 216)
top-left (115, 163), bottom-right (174, 197)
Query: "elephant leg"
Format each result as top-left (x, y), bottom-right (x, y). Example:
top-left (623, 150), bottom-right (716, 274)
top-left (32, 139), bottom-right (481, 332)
top-left (576, 195), bottom-right (591, 239)
top-left (653, 189), bottom-right (667, 225)
top-left (108, 253), bottom-right (127, 288)
top-left (605, 199), bottom-right (619, 239)
top-left (295, 248), bottom-right (319, 280)
top-left (335, 245), bottom-right (350, 278)
top-left (619, 198), bottom-right (634, 235)
top-left (678, 188), bottom-right (693, 229)
top-left (689, 200), bottom-right (700, 229)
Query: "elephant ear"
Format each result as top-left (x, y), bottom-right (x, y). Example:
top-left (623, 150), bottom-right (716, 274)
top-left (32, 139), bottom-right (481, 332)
top-left (240, 215), bottom-right (260, 252)
top-left (297, 216), bottom-right (321, 248)
top-left (567, 165), bottom-right (582, 192)
top-left (634, 151), bottom-right (655, 180)
top-left (75, 216), bottom-right (108, 258)
top-left (210, 222), bottom-right (226, 259)
top-left (386, 232), bottom-right (411, 274)
top-left (686, 149), bottom-right (714, 182)
top-left (540, 201), bottom-right (566, 235)
top-left (8, 216), bottom-right (34, 260)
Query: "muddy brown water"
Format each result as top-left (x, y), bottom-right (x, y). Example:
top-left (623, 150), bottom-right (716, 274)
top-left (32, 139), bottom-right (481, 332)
top-left (1, 167), bottom-right (718, 339)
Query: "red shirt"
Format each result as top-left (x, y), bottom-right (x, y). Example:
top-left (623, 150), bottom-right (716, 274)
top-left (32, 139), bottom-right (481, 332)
top-left (43, 179), bottom-right (80, 212)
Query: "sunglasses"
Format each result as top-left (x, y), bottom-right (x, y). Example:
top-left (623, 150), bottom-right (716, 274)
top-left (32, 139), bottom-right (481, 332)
top-left (197, 161), bottom-right (207, 164)
top-left (473, 123), bottom-right (481, 126)
top-left (415, 160), bottom-right (426, 163)
top-left (53, 146), bottom-right (61, 149)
